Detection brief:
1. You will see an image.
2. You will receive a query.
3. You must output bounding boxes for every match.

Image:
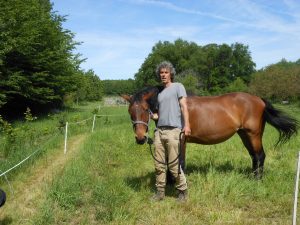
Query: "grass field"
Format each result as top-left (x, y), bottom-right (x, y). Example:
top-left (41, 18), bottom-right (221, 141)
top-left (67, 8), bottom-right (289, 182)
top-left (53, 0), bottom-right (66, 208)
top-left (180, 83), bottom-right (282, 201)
top-left (0, 102), bottom-right (299, 224)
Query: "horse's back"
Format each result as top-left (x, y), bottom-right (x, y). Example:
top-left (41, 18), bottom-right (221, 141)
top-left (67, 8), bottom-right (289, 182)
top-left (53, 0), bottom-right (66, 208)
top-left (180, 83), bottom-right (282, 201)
top-left (187, 92), bottom-right (265, 116)
top-left (188, 92), bottom-right (262, 104)
top-left (186, 92), bottom-right (265, 144)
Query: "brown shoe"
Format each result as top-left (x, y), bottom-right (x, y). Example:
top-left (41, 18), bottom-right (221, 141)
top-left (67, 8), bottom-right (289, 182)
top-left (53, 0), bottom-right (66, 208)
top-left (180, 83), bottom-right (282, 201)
top-left (177, 189), bottom-right (188, 202)
top-left (151, 190), bottom-right (165, 201)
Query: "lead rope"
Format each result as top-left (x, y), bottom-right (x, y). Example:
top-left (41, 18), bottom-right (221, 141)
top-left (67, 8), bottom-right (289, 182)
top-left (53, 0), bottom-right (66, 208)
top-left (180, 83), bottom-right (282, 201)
top-left (147, 131), bottom-right (185, 175)
top-left (178, 131), bottom-right (185, 175)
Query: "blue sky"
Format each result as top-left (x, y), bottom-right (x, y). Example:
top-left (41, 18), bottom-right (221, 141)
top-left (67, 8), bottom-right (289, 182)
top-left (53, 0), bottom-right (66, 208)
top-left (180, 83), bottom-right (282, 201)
top-left (51, 0), bottom-right (300, 80)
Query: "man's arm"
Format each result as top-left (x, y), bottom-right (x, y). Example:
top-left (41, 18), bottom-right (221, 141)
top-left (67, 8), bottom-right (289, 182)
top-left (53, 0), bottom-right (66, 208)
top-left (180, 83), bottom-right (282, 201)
top-left (179, 97), bottom-right (191, 136)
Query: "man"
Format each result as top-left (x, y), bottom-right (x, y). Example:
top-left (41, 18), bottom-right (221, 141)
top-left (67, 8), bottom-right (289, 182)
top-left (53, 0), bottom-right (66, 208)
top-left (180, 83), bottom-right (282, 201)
top-left (152, 61), bottom-right (191, 202)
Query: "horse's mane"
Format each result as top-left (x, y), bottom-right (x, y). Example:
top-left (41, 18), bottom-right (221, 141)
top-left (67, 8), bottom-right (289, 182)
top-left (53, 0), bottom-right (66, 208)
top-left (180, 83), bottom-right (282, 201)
top-left (132, 86), bottom-right (163, 112)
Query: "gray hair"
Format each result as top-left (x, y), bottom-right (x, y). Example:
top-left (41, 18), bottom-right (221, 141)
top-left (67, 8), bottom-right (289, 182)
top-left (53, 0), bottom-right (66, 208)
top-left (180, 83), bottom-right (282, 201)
top-left (156, 61), bottom-right (176, 81)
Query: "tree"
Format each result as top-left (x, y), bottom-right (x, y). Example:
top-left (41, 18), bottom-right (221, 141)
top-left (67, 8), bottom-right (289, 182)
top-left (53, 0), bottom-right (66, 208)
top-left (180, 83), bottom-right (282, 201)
top-left (0, 0), bottom-right (83, 115)
top-left (102, 79), bottom-right (137, 95)
top-left (176, 69), bottom-right (201, 95)
top-left (249, 60), bottom-right (300, 101)
top-left (134, 39), bottom-right (255, 95)
top-left (230, 43), bottom-right (256, 83)
top-left (84, 70), bottom-right (104, 101)
top-left (224, 77), bottom-right (248, 93)
top-left (134, 39), bottom-right (200, 88)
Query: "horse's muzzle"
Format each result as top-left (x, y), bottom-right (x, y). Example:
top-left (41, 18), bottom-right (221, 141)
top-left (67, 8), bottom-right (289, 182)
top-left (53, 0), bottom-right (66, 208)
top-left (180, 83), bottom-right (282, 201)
top-left (135, 136), bottom-right (147, 145)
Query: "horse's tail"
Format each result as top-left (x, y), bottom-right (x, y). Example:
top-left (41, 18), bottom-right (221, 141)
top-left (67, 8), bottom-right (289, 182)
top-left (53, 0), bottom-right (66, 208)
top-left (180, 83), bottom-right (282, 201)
top-left (262, 99), bottom-right (298, 146)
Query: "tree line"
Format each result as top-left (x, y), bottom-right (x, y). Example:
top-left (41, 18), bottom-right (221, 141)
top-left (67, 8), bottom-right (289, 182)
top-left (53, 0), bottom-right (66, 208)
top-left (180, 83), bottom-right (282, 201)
top-left (105, 39), bottom-right (299, 103)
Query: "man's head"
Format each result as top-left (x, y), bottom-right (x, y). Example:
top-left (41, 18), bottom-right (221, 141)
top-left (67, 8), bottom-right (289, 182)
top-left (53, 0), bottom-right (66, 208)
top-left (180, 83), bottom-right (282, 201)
top-left (156, 61), bottom-right (176, 84)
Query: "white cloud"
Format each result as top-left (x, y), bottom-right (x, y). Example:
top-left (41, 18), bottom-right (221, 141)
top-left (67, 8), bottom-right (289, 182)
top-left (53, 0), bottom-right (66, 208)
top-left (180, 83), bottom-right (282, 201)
top-left (128, 0), bottom-right (300, 36)
top-left (54, 0), bottom-right (300, 79)
top-left (128, 0), bottom-right (242, 23)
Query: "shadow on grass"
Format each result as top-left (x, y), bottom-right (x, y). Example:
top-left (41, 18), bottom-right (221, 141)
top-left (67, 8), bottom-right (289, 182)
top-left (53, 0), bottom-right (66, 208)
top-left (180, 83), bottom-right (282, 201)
top-left (0, 216), bottom-right (13, 225)
top-left (186, 160), bottom-right (253, 177)
top-left (125, 171), bottom-right (182, 196)
top-left (125, 161), bottom-right (255, 197)
top-left (125, 172), bottom-right (155, 192)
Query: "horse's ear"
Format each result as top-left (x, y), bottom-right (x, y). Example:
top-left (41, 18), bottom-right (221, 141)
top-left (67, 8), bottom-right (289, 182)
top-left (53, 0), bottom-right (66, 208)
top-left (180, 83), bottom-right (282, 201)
top-left (120, 94), bottom-right (132, 103)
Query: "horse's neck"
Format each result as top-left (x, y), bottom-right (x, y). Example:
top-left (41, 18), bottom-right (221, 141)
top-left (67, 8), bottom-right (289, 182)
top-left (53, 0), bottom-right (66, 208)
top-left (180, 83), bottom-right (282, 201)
top-left (147, 87), bottom-right (160, 113)
top-left (148, 97), bottom-right (158, 113)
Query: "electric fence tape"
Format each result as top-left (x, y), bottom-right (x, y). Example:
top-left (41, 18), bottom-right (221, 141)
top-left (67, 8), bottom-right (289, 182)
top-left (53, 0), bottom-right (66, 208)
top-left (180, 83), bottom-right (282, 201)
top-left (64, 114), bottom-right (127, 154)
top-left (0, 133), bottom-right (60, 178)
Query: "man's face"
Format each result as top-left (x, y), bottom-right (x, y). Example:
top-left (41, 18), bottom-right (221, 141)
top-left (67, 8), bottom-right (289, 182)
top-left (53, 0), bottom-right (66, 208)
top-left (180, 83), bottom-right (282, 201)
top-left (159, 68), bottom-right (172, 85)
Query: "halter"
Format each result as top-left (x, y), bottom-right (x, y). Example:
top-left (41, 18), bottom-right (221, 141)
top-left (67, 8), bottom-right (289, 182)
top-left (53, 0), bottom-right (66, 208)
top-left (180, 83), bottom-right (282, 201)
top-left (131, 109), bottom-right (153, 132)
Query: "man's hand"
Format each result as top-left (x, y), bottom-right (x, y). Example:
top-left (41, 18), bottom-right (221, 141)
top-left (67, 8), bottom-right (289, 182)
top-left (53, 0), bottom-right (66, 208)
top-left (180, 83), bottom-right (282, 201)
top-left (183, 126), bottom-right (191, 136)
top-left (151, 113), bottom-right (159, 121)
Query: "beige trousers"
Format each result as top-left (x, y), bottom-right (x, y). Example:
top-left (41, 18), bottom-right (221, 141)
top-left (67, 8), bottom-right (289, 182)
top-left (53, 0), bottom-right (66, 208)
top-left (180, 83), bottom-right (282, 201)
top-left (154, 127), bottom-right (187, 191)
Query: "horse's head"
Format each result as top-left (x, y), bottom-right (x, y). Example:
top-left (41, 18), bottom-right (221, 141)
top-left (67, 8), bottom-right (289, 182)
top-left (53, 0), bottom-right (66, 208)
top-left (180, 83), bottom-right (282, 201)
top-left (121, 88), bottom-right (158, 145)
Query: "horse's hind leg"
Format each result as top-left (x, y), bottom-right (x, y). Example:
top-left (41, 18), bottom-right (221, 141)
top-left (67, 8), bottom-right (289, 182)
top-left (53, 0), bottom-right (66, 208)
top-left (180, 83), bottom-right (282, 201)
top-left (238, 129), bottom-right (266, 179)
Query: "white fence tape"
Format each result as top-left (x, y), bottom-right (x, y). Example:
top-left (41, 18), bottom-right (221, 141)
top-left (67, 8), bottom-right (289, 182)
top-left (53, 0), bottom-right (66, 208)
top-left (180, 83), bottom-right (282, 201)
top-left (0, 113), bottom-right (127, 180)
top-left (63, 114), bottom-right (127, 154)
top-left (0, 133), bottom-right (59, 178)
top-left (0, 170), bottom-right (14, 195)
top-left (68, 117), bottom-right (93, 125)
top-left (96, 114), bottom-right (126, 117)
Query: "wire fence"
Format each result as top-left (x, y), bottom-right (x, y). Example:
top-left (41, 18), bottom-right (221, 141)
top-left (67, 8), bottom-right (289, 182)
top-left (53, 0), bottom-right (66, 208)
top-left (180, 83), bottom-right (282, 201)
top-left (64, 114), bottom-right (127, 154)
top-left (0, 113), bottom-right (128, 179)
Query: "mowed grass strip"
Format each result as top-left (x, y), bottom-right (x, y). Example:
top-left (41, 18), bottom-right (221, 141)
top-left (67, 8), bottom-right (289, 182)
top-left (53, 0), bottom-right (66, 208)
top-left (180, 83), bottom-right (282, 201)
top-left (34, 104), bottom-right (300, 225)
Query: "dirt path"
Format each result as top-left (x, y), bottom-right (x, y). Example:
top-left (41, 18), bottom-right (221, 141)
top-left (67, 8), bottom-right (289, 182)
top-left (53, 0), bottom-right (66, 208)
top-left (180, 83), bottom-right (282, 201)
top-left (0, 134), bottom-right (87, 224)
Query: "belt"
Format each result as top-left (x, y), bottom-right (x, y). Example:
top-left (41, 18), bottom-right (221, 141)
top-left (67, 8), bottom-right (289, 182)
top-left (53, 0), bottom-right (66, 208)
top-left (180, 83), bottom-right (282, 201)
top-left (158, 126), bottom-right (177, 130)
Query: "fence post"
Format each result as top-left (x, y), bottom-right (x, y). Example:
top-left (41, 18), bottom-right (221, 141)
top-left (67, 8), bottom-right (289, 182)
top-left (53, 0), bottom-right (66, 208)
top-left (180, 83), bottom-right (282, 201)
top-left (293, 151), bottom-right (300, 225)
top-left (92, 114), bottom-right (96, 132)
top-left (64, 122), bottom-right (68, 154)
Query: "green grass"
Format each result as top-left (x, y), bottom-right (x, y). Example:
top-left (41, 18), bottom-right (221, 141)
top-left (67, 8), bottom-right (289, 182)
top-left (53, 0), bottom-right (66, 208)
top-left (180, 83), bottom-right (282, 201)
top-left (1, 102), bottom-right (299, 224)
top-left (0, 102), bottom-right (103, 181)
top-left (31, 103), bottom-right (300, 224)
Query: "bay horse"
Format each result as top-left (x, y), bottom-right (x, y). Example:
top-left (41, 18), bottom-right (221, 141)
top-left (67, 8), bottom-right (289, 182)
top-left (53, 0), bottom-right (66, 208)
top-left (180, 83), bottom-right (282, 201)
top-left (121, 86), bottom-right (298, 179)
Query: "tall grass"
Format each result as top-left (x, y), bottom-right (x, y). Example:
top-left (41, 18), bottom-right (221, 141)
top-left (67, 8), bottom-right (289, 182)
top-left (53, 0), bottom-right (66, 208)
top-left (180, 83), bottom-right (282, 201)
top-left (32, 103), bottom-right (300, 224)
top-left (0, 102), bottom-right (102, 182)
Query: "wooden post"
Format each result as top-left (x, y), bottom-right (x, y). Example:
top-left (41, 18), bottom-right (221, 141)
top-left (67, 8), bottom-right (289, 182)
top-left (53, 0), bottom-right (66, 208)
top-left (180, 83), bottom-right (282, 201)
top-left (92, 115), bottom-right (96, 132)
